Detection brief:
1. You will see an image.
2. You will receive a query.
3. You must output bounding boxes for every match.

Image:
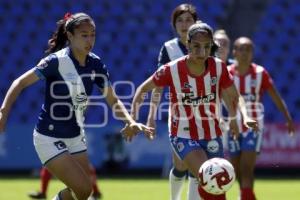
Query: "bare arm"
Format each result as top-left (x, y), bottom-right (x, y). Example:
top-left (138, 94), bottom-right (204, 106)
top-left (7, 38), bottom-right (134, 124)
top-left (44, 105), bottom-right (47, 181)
top-left (102, 85), bottom-right (154, 141)
top-left (221, 85), bottom-right (240, 138)
top-left (146, 87), bottom-right (163, 131)
top-left (267, 85), bottom-right (295, 136)
top-left (0, 69), bottom-right (40, 132)
top-left (131, 76), bottom-right (158, 120)
top-left (103, 86), bottom-right (135, 125)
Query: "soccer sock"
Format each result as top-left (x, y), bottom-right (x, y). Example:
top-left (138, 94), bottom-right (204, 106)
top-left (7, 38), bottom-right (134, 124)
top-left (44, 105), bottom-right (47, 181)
top-left (40, 167), bottom-right (52, 194)
top-left (187, 174), bottom-right (201, 200)
top-left (169, 167), bottom-right (187, 200)
top-left (90, 165), bottom-right (100, 194)
top-left (51, 190), bottom-right (63, 200)
top-left (198, 186), bottom-right (226, 200)
top-left (241, 188), bottom-right (256, 200)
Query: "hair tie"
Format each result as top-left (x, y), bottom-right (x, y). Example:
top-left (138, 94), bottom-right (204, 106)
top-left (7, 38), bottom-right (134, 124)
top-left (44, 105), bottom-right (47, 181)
top-left (64, 12), bottom-right (72, 21)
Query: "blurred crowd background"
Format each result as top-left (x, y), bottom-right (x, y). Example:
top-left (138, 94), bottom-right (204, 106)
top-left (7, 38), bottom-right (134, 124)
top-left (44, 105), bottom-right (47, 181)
top-left (0, 0), bottom-right (299, 174)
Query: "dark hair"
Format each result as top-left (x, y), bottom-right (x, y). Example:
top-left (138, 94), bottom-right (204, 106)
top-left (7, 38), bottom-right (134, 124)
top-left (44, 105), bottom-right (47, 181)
top-left (171, 4), bottom-right (198, 29)
top-left (187, 22), bottom-right (219, 56)
top-left (46, 12), bottom-right (95, 54)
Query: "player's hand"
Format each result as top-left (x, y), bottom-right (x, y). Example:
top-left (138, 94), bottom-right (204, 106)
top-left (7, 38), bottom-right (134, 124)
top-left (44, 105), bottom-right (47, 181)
top-left (229, 119), bottom-right (239, 140)
top-left (243, 117), bottom-right (259, 132)
top-left (145, 118), bottom-right (156, 140)
top-left (121, 122), bottom-right (154, 142)
top-left (219, 118), bottom-right (229, 133)
top-left (286, 119), bottom-right (295, 137)
top-left (0, 109), bottom-right (8, 133)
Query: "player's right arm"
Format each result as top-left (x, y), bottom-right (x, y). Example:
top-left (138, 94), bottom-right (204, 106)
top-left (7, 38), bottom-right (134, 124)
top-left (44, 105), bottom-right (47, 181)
top-left (0, 69), bottom-right (40, 133)
top-left (146, 45), bottom-right (170, 137)
top-left (131, 77), bottom-right (158, 122)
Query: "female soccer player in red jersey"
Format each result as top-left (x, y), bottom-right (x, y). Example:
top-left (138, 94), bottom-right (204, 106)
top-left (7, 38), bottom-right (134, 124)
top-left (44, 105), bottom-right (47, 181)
top-left (227, 37), bottom-right (295, 200)
top-left (127, 22), bottom-right (254, 200)
top-left (148, 4), bottom-right (200, 200)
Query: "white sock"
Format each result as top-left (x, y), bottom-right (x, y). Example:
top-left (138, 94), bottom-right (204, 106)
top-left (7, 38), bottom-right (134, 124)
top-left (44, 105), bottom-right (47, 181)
top-left (170, 169), bottom-right (185, 200)
top-left (52, 193), bottom-right (61, 200)
top-left (187, 176), bottom-right (201, 200)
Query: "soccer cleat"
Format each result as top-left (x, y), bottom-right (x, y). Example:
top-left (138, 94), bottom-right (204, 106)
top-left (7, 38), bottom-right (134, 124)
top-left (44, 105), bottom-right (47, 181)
top-left (92, 191), bottom-right (102, 199)
top-left (28, 191), bottom-right (46, 199)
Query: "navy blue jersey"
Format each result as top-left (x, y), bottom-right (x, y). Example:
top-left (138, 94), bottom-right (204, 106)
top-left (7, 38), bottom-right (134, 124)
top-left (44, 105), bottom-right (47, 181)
top-left (157, 38), bottom-right (188, 67)
top-left (34, 47), bottom-right (110, 138)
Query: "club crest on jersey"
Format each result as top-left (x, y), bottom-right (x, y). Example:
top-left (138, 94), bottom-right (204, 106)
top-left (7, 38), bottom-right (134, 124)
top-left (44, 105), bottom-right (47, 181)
top-left (211, 77), bottom-right (217, 86)
top-left (176, 142), bottom-right (185, 152)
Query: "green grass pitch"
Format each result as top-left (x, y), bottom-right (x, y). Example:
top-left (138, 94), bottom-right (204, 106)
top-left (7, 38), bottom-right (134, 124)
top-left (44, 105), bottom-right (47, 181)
top-left (0, 177), bottom-right (299, 199)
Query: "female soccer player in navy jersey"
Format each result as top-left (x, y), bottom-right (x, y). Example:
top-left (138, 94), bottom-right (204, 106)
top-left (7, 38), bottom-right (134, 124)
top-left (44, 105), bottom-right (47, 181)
top-left (147, 4), bottom-right (200, 200)
top-left (130, 22), bottom-right (250, 200)
top-left (0, 12), bottom-right (152, 200)
top-left (227, 37), bottom-right (295, 200)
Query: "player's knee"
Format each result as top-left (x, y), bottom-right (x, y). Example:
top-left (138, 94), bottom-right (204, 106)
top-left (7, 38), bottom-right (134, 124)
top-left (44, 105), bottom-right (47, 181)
top-left (173, 160), bottom-right (187, 171)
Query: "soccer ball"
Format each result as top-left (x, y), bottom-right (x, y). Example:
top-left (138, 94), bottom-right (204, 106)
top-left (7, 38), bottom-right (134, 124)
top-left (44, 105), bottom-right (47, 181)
top-left (199, 157), bottom-right (235, 195)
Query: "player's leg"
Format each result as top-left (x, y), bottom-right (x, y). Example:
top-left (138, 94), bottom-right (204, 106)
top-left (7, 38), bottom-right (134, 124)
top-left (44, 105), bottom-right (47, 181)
top-left (170, 151), bottom-right (188, 200)
top-left (227, 132), bottom-right (242, 184)
top-left (89, 164), bottom-right (102, 199)
top-left (46, 151), bottom-right (92, 200)
top-left (239, 130), bottom-right (261, 200)
top-left (28, 167), bottom-right (52, 199)
top-left (187, 172), bottom-right (199, 200)
top-left (184, 149), bottom-right (226, 200)
top-left (33, 131), bottom-right (92, 200)
top-left (240, 151), bottom-right (256, 200)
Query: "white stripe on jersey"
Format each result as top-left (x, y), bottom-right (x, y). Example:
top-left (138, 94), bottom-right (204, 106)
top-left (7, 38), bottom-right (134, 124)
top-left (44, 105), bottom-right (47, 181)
top-left (254, 65), bottom-right (264, 129)
top-left (255, 65), bottom-right (263, 98)
top-left (213, 58), bottom-right (223, 137)
top-left (204, 72), bottom-right (217, 138)
top-left (245, 75), bottom-right (252, 121)
top-left (56, 49), bottom-right (87, 128)
top-left (165, 38), bottom-right (185, 60)
top-left (187, 76), bottom-right (204, 139)
top-left (169, 61), bottom-right (188, 136)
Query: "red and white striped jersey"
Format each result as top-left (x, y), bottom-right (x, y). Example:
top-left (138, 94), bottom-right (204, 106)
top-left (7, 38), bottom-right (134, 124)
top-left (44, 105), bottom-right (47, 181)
top-left (227, 63), bottom-right (273, 132)
top-left (152, 56), bottom-right (234, 140)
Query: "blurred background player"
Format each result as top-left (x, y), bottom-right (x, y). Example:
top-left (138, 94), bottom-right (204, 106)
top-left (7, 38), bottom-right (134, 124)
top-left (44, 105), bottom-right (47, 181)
top-left (213, 29), bottom-right (233, 65)
top-left (227, 37), bottom-right (295, 200)
top-left (28, 165), bottom-right (102, 199)
top-left (131, 22), bottom-right (255, 200)
top-left (146, 3), bottom-right (200, 200)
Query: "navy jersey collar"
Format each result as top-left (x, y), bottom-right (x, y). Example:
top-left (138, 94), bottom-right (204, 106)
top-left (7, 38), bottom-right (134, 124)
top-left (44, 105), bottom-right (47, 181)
top-left (66, 47), bottom-right (91, 67)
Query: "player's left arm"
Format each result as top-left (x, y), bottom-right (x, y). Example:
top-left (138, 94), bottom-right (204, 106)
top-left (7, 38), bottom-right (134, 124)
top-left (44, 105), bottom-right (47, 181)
top-left (221, 85), bottom-right (239, 139)
top-left (101, 86), bottom-right (154, 142)
top-left (267, 84), bottom-right (295, 136)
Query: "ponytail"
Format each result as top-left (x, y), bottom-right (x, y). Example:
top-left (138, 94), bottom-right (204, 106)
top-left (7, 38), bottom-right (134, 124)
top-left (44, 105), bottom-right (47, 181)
top-left (45, 19), bottom-right (68, 54)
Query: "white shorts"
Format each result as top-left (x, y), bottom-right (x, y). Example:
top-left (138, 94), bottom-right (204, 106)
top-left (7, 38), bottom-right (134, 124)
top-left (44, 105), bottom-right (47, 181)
top-left (33, 129), bottom-right (87, 165)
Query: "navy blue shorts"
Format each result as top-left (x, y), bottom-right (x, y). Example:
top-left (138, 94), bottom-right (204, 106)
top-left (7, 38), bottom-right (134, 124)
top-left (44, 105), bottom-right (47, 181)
top-left (170, 135), bottom-right (224, 160)
top-left (228, 130), bottom-right (263, 156)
